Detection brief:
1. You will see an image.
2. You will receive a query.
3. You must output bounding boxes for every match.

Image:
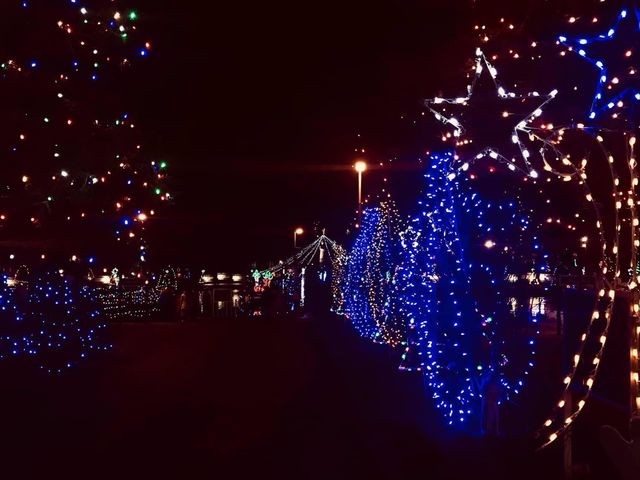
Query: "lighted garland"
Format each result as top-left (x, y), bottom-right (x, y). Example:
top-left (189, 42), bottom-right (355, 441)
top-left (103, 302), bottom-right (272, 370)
top-left (345, 207), bottom-right (384, 341)
top-left (30, 275), bottom-right (110, 372)
top-left (373, 201), bottom-right (406, 346)
top-left (92, 264), bottom-right (178, 321)
top-left (557, 7), bottom-right (640, 125)
top-left (533, 127), bottom-right (620, 447)
top-left (554, 5), bottom-right (640, 431)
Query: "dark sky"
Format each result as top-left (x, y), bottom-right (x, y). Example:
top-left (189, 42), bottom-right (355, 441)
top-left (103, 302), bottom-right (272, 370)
top-left (129, 0), bottom-right (518, 270)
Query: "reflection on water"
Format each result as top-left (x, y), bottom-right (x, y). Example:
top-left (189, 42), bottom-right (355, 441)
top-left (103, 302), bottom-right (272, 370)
top-left (505, 294), bottom-right (559, 340)
top-left (507, 296), bottom-right (547, 318)
top-left (529, 297), bottom-right (546, 317)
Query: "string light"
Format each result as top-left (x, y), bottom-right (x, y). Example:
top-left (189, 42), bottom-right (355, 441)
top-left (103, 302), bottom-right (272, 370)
top-left (558, 8), bottom-right (640, 124)
top-left (425, 49), bottom-right (556, 177)
top-left (0, 272), bottom-right (111, 373)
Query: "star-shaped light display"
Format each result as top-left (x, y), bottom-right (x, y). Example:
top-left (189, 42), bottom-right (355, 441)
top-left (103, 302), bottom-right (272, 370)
top-left (559, 8), bottom-right (640, 125)
top-left (425, 49), bottom-right (557, 177)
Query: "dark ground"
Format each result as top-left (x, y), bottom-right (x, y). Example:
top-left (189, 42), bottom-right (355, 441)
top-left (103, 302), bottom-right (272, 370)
top-left (0, 315), bottom-right (608, 479)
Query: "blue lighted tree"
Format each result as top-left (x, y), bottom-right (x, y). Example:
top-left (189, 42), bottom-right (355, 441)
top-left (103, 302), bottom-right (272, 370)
top-left (0, 271), bottom-right (110, 373)
top-left (344, 200), bottom-right (405, 346)
top-left (396, 151), bottom-right (542, 427)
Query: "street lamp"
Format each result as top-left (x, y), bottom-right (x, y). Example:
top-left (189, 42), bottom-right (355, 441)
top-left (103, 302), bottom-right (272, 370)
top-left (354, 160), bottom-right (367, 227)
top-left (294, 227), bottom-right (304, 248)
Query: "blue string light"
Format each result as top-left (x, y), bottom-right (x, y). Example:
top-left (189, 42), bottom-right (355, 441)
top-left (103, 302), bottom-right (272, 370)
top-left (559, 7), bottom-right (640, 124)
top-left (0, 273), bottom-right (110, 373)
top-left (345, 208), bottom-right (382, 341)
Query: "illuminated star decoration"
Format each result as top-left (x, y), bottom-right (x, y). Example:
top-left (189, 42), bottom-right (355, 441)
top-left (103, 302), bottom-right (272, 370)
top-left (425, 48), bottom-right (557, 178)
top-left (559, 8), bottom-right (640, 126)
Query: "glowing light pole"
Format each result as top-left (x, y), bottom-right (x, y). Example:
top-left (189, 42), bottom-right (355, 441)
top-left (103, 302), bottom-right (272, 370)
top-left (294, 227), bottom-right (304, 249)
top-left (354, 160), bottom-right (367, 227)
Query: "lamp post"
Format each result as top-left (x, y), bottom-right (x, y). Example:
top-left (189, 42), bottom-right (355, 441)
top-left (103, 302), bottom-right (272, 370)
top-left (294, 228), bottom-right (304, 249)
top-left (354, 160), bottom-right (367, 227)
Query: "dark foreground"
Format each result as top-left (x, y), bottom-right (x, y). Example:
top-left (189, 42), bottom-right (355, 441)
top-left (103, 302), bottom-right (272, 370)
top-left (0, 315), bottom-right (591, 479)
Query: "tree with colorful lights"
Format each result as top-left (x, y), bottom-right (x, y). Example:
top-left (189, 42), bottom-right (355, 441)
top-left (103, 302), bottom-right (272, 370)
top-left (0, 1), bottom-right (165, 265)
top-left (344, 200), bottom-right (405, 346)
top-left (0, 1), bottom-right (161, 372)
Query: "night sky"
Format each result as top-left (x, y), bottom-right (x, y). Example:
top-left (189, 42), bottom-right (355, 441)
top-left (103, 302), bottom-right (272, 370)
top-left (117, 0), bottom-right (466, 269)
top-left (129, 0), bottom-right (566, 270)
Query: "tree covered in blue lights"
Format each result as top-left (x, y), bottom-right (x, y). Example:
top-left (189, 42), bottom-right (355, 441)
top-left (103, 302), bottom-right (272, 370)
top-left (0, 273), bottom-right (110, 373)
top-left (396, 151), bottom-right (543, 427)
